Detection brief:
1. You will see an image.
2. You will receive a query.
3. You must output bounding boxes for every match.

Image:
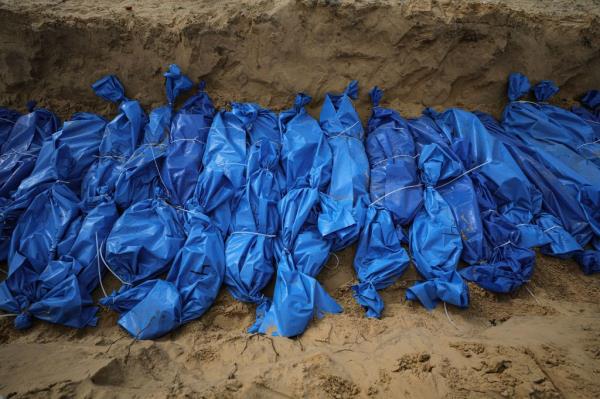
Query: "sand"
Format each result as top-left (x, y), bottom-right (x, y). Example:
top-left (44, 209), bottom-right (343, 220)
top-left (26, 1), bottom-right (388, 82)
top-left (1, 1), bottom-right (600, 398)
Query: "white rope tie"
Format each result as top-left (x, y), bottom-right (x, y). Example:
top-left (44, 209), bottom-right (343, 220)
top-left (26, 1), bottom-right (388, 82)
top-left (149, 143), bottom-right (170, 197)
top-left (171, 138), bottom-right (206, 144)
top-left (0, 313), bottom-right (17, 318)
top-left (576, 138), bottom-right (600, 149)
top-left (329, 121), bottom-right (361, 139)
top-left (369, 184), bottom-right (423, 206)
top-left (372, 153), bottom-right (419, 167)
top-left (444, 302), bottom-right (459, 330)
top-left (543, 225), bottom-right (561, 233)
top-left (324, 252), bottom-right (340, 271)
top-left (95, 233), bottom-right (109, 298)
top-left (230, 231), bottom-right (277, 238)
top-left (494, 240), bottom-right (513, 250)
top-left (436, 160), bottom-right (492, 190)
top-left (97, 239), bottom-right (131, 286)
top-left (0, 117), bottom-right (17, 124)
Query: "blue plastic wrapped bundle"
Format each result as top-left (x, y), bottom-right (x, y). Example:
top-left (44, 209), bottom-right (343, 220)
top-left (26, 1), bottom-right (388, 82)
top-left (527, 80), bottom-right (600, 168)
top-left (406, 143), bottom-right (471, 309)
top-left (502, 75), bottom-right (600, 272)
top-left (0, 107), bottom-right (21, 150)
top-left (255, 94), bottom-right (342, 337)
top-left (193, 102), bottom-right (278, 235)
top-left (160, 83), bottom-right (215, 206)
top-left (351, 87), bottom-right (413, 318)
top-left (100, 201), bottom-right (225, 340)
top-left (12, 112), bottom-right (106, 199)
top-left (224, 135), bottom-right (285, 327)
top-left (81, 75), bottom-right (145, 208)
top-left (318, 81), bottom-right (369, 251)
top-left (103, 196), bottom-right (186, 285)
top-left (0, 104), bottom-right (60, 198)
top-left (0, 183), bottom-right (82, 329)
top-left (113, 65), bottom-right (191, 209)
top-left (20, 198), bottom-right (120, 329)
top-left (426, 108), bottom-right (543, 229)
top-left (572, 91), bottom-right (600, 143)
top-left (407, 115), bottom-right (486, 266)
top-left (459, 172), bottom-right (537, 293)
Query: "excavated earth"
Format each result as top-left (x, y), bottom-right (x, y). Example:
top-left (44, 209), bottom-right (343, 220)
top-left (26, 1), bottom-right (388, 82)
top-left (1, 1), bottom-right (600, 398)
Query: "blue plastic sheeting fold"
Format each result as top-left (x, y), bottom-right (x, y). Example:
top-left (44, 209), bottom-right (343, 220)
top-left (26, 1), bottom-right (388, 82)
top-left (255, 94), bottom-right (342, 337)
top-left (353, 205), bottom-right (409, 317)
top-left (0, 184), bottom-right (82, 329)
top-left (160, 83), bottom-right (215, 206)
top-left (224, 138), bottom-right (285, 327)
top-left (101, 202), bottom-right (225, 340)
top-left (0, 107), bottom-right (21, 150)
top-left (352, 87), bottom-right (412, 318)
top-left (113, 65), bottom-right (192, 209)
top-left (318, 81), bottom-right (370, 251)
top-left (82, 75), bottom-right (145, 208)
top-left (194, 102), bottom-right (278, 235)
top-left (104, 198), bottom-right (186, 285)
top-left (0, 107), bottom-right (60, 199)
top-left (407, 143), bottom-right (471, 309)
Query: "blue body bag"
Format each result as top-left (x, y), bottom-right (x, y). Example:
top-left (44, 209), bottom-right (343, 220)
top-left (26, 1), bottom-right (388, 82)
top-left (255, 94), bottom-right (342, 337)
top-left (0, 107), bottom-right (21, 150)
top-left (352, 88), bottom-right (412, 318)
top-left (100, 203), bottom-right (224, 340)
top-left (82, 75), bottom-right (145, 208)
top-left (0, 184), bottom-right (82, 329)
top-left (318, 81), bottom-right (369, 251)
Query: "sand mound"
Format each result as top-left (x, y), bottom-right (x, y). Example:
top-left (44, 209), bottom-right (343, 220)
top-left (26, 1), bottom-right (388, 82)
top-left (1, 1), bottom-right (600, 398)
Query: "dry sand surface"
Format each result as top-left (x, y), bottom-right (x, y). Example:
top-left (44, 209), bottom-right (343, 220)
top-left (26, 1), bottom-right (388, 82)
top-left (1, 0), bottom-right (600, 398)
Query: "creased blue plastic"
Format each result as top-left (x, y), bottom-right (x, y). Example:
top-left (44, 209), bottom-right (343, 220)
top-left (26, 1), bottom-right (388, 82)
top-left (352, 87), bottom-right (412, 318)
top-left (100, 201), bottom-right (225, 340)
top-left (0, 107), bottom-right (21, 150)
top-left (104, 197), bottom-right (186, 285)
top-left (113, 65), bottom-right (191, 209)
top-left (160, 84), bottom-right (215, 206)
top-left (255, 94), bottom-right (342, 337)
top-left (225, 138), bottom-right (284, 330)
top-left (318, 81), bottom-right (369, 251)
top-left (406, 143), bottom-right (470, 309)
top-left (0, 184), bottom-right (82, 329)
top-left (82, 75), bottom-right (145, 208)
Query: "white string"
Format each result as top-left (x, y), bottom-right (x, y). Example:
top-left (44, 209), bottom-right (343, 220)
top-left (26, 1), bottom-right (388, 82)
top-left (372, 153), bottom-right (418, 167)
top-left (95, 233), bottom-right (109, 298)
top-left (230, 231), bottom-right (277, 238)
top-left (436, 160), bottom-right (492, 190)
top-left (494, 240), bottom-right (513, 250)
top-left (55, 179), bottom-right (70, 184)
top-left (525, 286), bottom-right (541, 305)
top-left (369, 184), bottom-right (423, 206)
top-left (97, 240), bottom-right (131, 286)
top-left (324, 252), bottom-right (340, 271)
top-left (216, 162), bottom-right (246, 167)
top-left (0, 313), bottom-right (17, 318)
top-left (543, 225), bottom-right (560, 233)
top-left (149, 143), bottom-right (170, 196)
top-left (329, 121), bottom-right (361, 138)
top-left (171, 138), bottom-right (206, 144)
top-left (0, 117), bottom-right (17, 124)
top-left (583, 118), bottom-right (600, 126)
top-left (443, 302), bottom-right (459, 330)
top-left (576, 138), bottom-right (600, 149)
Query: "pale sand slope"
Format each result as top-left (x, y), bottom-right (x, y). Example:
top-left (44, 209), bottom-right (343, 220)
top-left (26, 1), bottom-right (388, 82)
top-left (1, 1), bottom-right (600, 398)
top-left (1, 251), bottom-right (599, 398)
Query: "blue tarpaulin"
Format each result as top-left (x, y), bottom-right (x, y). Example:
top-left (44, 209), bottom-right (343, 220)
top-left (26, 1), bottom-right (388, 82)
top-left (255, 94), bottom-right (342, 337)
top-left (318, 81), bottom-right (369, 251)
top-left (352, 88), bottom-right (413, 318)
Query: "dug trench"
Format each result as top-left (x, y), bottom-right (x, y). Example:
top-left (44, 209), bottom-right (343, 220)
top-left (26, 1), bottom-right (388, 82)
top-left (1, 0), bottom-right (600, 398)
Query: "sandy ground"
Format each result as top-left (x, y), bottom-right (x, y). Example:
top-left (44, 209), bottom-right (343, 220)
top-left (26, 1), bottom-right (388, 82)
top-left (1, 1), bottom-right (600, 398)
